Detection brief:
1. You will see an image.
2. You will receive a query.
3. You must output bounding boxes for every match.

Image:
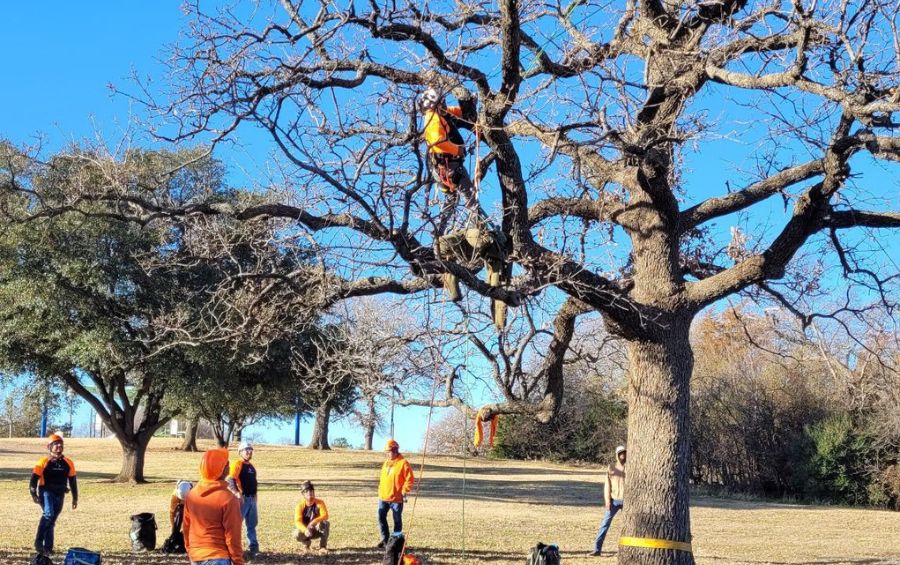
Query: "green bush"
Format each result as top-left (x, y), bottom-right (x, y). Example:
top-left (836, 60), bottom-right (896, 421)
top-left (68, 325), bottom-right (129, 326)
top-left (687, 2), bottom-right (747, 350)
top-left (491, 392), bottom-right (626, 463)
top-left (804, 412), bottom-right (872, 505)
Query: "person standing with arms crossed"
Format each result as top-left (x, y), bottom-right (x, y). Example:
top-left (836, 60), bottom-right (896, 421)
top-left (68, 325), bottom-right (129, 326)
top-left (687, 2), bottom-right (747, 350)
top-left (376, 439), bottom-right (414, 548)
top-left (29, 433), bottom-right (77, 557)
top-left (590, 445), bottom-right (627, 557)
top-left (227, 442), bottom-right (259, 559)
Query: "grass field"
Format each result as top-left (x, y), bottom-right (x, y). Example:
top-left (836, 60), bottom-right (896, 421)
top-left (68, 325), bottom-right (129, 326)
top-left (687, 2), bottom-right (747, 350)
top-left (0, 438), bottom-right (898, 565)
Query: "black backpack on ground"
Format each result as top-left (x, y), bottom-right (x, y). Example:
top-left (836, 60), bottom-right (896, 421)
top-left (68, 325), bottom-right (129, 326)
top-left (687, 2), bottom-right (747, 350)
top-left (526, 542), bottom-right (561, 565)
top-left (129, 512), bottom-right (157, 551)
top-left (382, 532), bottom-right (406, 565)
top-left (160, 503), bottom-right (186, 554)
top-left (30, 554), bottom-right (53, 565)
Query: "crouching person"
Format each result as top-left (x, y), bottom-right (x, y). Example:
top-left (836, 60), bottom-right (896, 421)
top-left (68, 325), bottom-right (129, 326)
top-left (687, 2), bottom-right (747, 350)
top-left (293, 481), bottom-right (329, 553)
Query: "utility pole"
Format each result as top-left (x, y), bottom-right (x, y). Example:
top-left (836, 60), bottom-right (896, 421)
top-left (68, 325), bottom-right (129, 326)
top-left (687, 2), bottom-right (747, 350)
top-left (39, 390), bottom-right (48, 438)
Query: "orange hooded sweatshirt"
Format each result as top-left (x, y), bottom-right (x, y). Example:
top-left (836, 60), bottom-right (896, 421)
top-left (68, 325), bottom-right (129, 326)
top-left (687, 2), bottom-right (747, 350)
top-left (183, 449), bottom-right (244, 565)
top-left (379, 455), bottom-right (414, 503)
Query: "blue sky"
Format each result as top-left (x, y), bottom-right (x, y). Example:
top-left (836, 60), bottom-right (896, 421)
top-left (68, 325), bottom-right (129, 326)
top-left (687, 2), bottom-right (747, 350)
top-left (2, 2), bottom-right (897, 451)
top-left (0, 2), bottom-right (441, 450)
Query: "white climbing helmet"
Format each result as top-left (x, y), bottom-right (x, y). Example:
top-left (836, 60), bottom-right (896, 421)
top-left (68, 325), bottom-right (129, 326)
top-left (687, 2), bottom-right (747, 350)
top-left (175, 480), bottom-right (193, 500)
top-left (239, 441), bottom-right (253, 453)
top-left (418, 87), bottom-right (441, 111)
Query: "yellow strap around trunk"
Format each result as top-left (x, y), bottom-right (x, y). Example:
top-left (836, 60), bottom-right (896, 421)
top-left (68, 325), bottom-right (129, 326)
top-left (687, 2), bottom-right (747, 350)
top-left (619, 536), bottom-right (693, 553)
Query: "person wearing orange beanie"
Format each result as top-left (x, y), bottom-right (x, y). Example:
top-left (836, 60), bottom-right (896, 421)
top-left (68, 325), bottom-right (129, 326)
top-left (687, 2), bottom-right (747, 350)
top-left (376, 439), bottom-right (414, 548)
top-left (183, 448), bottom-right (245, 565)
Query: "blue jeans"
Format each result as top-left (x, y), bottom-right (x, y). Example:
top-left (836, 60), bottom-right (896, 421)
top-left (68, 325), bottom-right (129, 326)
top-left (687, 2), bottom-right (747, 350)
top-left (35, 490), bottom-right (65, 552)
top-left (191, 560), bottom-right (232, 565)
top-left (593, 499), bottom-right (623, 552)
top-left (240, 495), bottom-right (259, 551)
top-left (377, 500), bottom-right (403, 543)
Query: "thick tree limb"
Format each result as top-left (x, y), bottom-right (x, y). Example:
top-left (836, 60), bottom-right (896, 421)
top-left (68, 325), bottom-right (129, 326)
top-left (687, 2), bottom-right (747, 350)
top-left (678, 160), bottom-right (826, 233)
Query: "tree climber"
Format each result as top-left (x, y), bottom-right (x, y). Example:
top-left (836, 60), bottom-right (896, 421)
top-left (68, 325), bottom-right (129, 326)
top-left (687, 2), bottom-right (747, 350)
top-left (419, 87), bottom-right (511, 328)
top-left (418, 86), bottom-right (487, 236)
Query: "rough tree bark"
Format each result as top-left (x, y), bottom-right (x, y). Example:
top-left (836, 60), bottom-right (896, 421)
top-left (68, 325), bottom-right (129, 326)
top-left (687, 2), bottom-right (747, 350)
top-left (363, 396), bottom-right (376, 451)
top-left (620, 319), bottom-right (694, 564)
top-left (119, 435), bottom-right (153, 484)
top-left (180, 416), bottom-right (199, 452)
top-left (307, 402), bottom-right (332, 450)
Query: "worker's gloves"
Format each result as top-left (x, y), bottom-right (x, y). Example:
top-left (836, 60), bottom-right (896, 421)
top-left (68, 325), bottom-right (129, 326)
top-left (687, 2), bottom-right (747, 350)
top-left (31, 491), bottom-right (40, 505)
top-left (402, 495), bottom-right (409, 504)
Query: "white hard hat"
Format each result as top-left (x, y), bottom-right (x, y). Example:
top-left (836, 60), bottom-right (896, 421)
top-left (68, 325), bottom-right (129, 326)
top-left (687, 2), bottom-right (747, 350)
top-left (615, 445), bottom-right (627, 455)
top-left (238, 441), bottom-right (253, 452)
top-left (175, 480), bottom-right (193, 500)
top-left (418, 87), bottom-right (441, 111)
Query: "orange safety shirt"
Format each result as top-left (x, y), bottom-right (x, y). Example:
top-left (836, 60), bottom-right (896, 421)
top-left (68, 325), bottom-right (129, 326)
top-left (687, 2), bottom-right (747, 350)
top-left (295, 497), bottom-right (329, 530)
top-left (424, 107), bottom-right (464, 157)
top-left (378, 455), bottom-right (414, 503)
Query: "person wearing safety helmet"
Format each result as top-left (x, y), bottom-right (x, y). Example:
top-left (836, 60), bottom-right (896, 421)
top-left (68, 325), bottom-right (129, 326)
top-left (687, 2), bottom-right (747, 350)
top-left (376, 439), bottom-right (414, 548)
top-left (29, 433), bottom-right (78, 556)
top-left (418, 87), bottom-right (487, 234)
top-left (169, 479), bottom-right (194, 528)
top-left (162, 480), bottom-right (193, 554)
top-left (183, 448), bottom-right (245, 565)
top-left (589, 445), bottom-right (627, 557)
top-left (227, 441), bottom-right (260, 558)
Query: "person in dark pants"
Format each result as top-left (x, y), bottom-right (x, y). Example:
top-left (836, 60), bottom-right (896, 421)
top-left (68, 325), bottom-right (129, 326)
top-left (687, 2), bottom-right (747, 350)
top-left (227, 442), bottom-right (259, 558)
top-left (589, 445), bottom-right (627, 556)
top-left (376, 439), bottom-right (414, 548)
top-left (29, 433), bottom-right (78, 556)
top-left (294, 481), bottom-right (330, 553)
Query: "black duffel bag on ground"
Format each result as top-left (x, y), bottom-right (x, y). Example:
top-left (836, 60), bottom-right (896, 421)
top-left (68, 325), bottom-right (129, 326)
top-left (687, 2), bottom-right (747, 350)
top-left (526, 542), bottom-right (561, 565)
top-left (129, 512), bottom-right (157, 551)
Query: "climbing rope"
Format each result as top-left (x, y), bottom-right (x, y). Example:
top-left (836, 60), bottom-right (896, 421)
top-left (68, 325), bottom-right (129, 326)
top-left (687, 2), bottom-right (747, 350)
top-left (399, 295), bottom-right (446, 563)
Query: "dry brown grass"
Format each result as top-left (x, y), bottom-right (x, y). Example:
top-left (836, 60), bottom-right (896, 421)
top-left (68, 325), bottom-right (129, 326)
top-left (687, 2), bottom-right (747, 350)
top-left (0, 438), bottom-right (898, 565)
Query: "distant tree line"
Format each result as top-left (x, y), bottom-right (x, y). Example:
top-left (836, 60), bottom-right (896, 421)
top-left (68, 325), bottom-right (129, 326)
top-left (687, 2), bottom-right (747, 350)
top-left (478, 309), bottom-right (899, 510)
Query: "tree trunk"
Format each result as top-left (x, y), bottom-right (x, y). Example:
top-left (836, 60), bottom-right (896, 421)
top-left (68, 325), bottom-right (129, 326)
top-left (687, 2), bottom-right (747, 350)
top-left (115, 436), bottom-right (151, 483)
top-left (181, 417), bottom-right (199, 452)
top-left (618, 319), bottom-right (695, 565)
top-left (213, 420), bottom-right (228, 448)
top-left (234, 426), bottom-right (243, 443)
top-left (307, 402), bottom-right (332, 450)
top-left (364, 397), bottom-right (376, 451)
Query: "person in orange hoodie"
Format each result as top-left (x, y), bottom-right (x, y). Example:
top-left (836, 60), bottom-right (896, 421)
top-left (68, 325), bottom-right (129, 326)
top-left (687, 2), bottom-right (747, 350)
top-left (183, 448), bottom-right (245, 565)
top-left (376, 439), bottom-right (414, 548)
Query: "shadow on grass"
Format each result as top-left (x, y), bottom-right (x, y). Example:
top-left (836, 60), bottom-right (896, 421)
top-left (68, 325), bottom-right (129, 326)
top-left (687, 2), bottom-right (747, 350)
top-left (333, 460), bottom-right (595, 477)
top-left (0, 468), bottom-right (185, 483)
top-left (689, 495), bottom-right (876, 513)
top-left (0, 546), bottom-right (551, 565)
top-left (259, 475), bottom-right (602, 507)
top-left (703, 556), bottom-right (900, 565)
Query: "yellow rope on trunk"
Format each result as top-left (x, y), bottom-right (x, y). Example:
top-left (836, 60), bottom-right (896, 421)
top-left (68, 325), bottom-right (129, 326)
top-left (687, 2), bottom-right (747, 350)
top-left (619, 536), bottom-right (693, 553)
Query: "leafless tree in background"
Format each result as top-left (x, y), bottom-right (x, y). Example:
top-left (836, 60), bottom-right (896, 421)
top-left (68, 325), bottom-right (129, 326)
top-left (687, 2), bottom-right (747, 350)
top-left (3, 0), bottom-right (898, 561)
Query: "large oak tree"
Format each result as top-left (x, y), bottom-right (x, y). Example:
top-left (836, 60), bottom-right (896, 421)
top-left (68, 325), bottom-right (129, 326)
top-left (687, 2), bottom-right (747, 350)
top-left (6, 0), bottom-right (900, 562)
